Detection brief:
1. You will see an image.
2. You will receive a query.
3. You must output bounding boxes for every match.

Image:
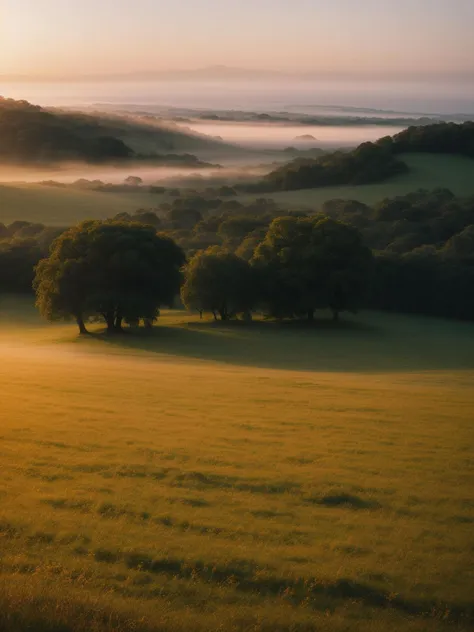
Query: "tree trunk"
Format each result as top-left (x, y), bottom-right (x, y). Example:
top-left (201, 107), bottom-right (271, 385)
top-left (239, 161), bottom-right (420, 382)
top-left (114, 313), bottom-right (124, 332)
top-left (105, 311), bottom-right (115, 334)
top-left (219, 309), bottom-right (228, 321)
top-left (332, 309), bottom-right (340, 323)
top-left (307, 309), bottom-right (314, 322)
top-left (76, 315), bottom-right (88, 335)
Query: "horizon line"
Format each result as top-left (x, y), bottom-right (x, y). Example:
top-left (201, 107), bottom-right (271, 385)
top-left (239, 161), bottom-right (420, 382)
top-left (1, 65), bottom-right (473, 84)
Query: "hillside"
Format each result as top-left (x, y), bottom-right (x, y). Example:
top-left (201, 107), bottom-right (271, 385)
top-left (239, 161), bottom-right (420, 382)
top-left (0, 97), bottom-right (232, 164)
top-left (265, 122), bottom-right (474, 192)
top-left (391, 121), bottom-right (474, 157)
top-left (255, 153), bottom-right (474, 208)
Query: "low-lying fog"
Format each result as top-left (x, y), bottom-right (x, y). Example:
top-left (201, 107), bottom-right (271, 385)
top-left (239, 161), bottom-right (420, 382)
top-left (0, 119), bottom-right (407, 185)
top-left (181, 121), bottom-right (405, 150)
top-left (0, 163), bottom-right (270, 186)
top-left (2, 79), bottom-right (473, 114)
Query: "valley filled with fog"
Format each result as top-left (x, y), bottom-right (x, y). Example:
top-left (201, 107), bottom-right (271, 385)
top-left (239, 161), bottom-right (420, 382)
top-left (181, 120), bottom-right (405, 150)
top-left (1, 77), bottom-right (472, 187)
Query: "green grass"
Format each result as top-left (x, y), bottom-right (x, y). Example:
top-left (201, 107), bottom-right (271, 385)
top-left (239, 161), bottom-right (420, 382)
top-left (0, 184), bottom-right (163, 226)
top-left (0, 297), bottom-right (473, 631)
top-left (1, 153), bottom-right (473, 226)
top-left (239, 154), bottom-right (474, 208)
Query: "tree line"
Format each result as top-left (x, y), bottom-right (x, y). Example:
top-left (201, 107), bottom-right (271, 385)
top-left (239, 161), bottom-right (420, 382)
top-left (32, 215), bottom-right (370, 333)
top-left (2, 188), bottom-right (474, 327)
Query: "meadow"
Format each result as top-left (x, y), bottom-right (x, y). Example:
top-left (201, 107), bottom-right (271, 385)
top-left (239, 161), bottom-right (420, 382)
top-left (0, 297), bottom-right (473, 631)
top-left (1, 153), bottom-right (474, 226)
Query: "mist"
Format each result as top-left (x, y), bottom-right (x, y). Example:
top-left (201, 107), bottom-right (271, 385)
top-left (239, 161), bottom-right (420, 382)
top-left (1, 78), bottom-right (473, 114)
top-left (0, 162), bottom-right (271, 187)
top-left (182, 121), bottom-right (405, 150)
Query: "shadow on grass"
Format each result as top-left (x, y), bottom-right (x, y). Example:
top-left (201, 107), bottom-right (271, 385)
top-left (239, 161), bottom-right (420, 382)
top-left (308, 493), bottom-right (381, 510)
top-left (85, 311), bottom-right (474, 374)
top-left (85, 549), bottom-right (472, 624)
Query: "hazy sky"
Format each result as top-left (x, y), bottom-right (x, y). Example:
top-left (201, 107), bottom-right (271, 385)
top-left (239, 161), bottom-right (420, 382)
top-left (2, 0), bottom-right (473, 79)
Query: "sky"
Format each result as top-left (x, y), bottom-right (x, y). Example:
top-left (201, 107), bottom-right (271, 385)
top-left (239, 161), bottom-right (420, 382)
top-left (1, 0), bottom-right (474, 79)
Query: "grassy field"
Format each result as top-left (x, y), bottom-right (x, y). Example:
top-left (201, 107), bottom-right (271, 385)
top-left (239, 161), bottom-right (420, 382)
top-left (1, 153), bottom-right (473, 226)
top-left (248, 154), bottom-right (474, 209)
top-left (0, 184), bottom-right (163, 226)
top-left (0, 297), bottom-right (473, 631)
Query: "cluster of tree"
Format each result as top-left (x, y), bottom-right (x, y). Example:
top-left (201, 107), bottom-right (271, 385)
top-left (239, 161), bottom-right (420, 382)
top-left (265, 143), bottom-right (408, 191)
top-left (34, 221), bottom-right (185, 334)
top-left (391, 122), bottom-right (474, 158)
top-left (370, 249), bottom-right (474, 320)
top-left (30, 215), bottom-right (370, 332)
top-left (40, 177), bottom-right (168, 194)
top-left (322, 190), bottom-right (474, 320)
top-left (321, 189), bottom-right (474, 253)
top-left (3, 188), bottom-right (474, 325)
top-left (262, 122), bottom-right (474, 192)
top-left (0, 221), bottom-right (64, 292)
top-left (182, 216), bottom-right (372, 323)
top-left (110, 196), bottom-right (282, 255)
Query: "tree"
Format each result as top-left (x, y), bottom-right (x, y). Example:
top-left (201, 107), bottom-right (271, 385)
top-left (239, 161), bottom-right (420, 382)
top-left (167, 208), bottom-right (203, 230)
top-left (34, 221), bottom-right (185, 334)
top-left (0, 239), bottom-right (43, 293)
top-left (217, 216), bottom-right (270, 246)
top-left (252, 215), bottom-right (372, 321)
top-left (124, 176), bottom-right (143, 186)
top-left (181, 249), bottom-right (256, 320)
top-left (132, 210), bottom-right (162, 229)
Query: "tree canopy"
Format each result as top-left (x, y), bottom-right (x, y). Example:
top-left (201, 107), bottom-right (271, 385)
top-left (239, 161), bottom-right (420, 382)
top-left (252, 216), bottom-right (373, 320)
top-left (34, 221), bottom-right (185, 333)
top-left (265, 143), bottom-right (408, 191)
top-left (391, 122), bottom-right (474, 158)
top-left (181, 249), bottom-right (256, 320)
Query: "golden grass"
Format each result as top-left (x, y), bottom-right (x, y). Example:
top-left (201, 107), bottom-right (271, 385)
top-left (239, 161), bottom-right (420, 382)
top-left (0, 300), bottom-right (473, 631)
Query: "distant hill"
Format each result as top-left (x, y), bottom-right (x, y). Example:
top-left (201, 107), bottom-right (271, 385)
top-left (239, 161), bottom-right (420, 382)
top-left (391, 121), bottom-right (474, 157)
top-left (294, 134), bottom-right (318, 141)
top-left (0, 97), bottom-right (231, 164)
top-left (265, 122), bottom-right (474, 191)
top-left (265, 143), bottom-right (408, 191)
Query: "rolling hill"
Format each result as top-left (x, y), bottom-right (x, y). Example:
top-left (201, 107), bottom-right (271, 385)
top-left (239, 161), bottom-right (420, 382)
top-left (264, 122), bottom-right (474, 192)
top-left (0, 97), bottom-right (234, 164)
